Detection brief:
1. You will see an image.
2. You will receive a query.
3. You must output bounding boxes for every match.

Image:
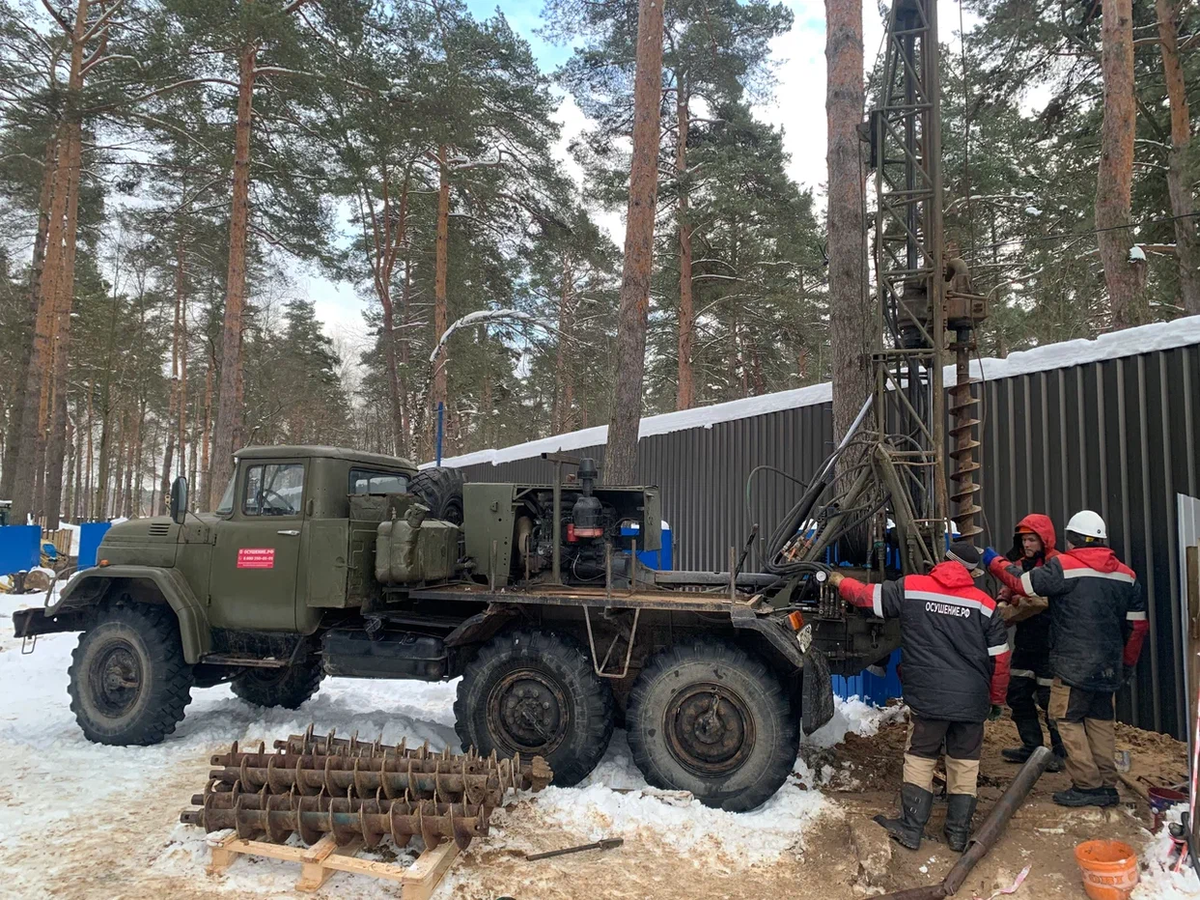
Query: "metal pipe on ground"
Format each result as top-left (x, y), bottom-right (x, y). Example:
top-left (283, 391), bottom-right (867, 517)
top-left (180, 789), bottom-right (490, 850)
top-left (877, 746), bottom-right (1053, 900)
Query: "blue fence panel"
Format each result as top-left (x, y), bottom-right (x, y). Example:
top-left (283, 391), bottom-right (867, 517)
top-left (0, 525), bottom-right (42, 576)
top-left (833, 649), bottom-right (903, 706)
top-left (78, 522), bottom-right (111, 568)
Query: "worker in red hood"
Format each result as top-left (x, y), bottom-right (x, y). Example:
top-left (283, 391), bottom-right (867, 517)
top-left (995, 514), bottom-right (1066, 772)
top-left (984, 511), bottom-right (1147, 808)
top-left (831, 542), bottom-right (1011, 853)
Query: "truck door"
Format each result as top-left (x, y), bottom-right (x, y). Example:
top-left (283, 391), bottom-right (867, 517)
top-left (208, 460), bottom-right (306, 632)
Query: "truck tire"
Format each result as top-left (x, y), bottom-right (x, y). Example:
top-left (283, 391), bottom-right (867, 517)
top-left (626, 639), bottom-right (798, 812)
top-left (410, 467), bottom-right (465, 525)
top-left (231, 661), bottom-right (323, 709)
top-left (454, 629), bottom-right (613, 786)
top-left (68, 603), bottom-right (194, 746)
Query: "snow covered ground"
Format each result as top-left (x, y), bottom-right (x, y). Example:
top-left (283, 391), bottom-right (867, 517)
top-left (0, 588), bottom-right (1193, 899)
top-left (0, 591), bottom-right (873, 898)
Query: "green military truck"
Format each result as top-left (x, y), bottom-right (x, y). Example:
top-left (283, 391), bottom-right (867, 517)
top-left (14, 445), bottom-right (898, 811)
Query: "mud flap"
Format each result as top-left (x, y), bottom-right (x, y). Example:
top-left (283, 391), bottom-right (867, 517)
top-left (802, 646), bottom-right (835, 735)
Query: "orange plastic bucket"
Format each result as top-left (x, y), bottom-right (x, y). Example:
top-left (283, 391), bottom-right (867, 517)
top-left (1074, 840), bottom-right (1139, 900)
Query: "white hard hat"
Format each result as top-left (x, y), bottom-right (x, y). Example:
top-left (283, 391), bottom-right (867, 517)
top-left (1066, 510), bottom-right (1107, 540)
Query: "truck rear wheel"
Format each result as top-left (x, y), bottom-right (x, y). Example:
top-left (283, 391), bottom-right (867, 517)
top-left (231, 660), bottom-right (323, 709)
top-left (68, 603), bottom-right (194, 746)
top-left (454, 629), bottom-right (614, 786)
top-left (410, 467), bottom-right (465, 525)
top-left (626, 639), bottom-right (798, 812)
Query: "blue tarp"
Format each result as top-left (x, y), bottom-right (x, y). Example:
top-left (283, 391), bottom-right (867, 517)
top-left (0, 525), bottom-right (41, 576)
top-left (78, 522), bottom-right (111, 568)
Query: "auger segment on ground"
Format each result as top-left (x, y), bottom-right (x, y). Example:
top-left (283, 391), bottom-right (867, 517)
top-left (205, 751), bottom-right (545, 806)
top-left (181, 787), bottom-right (491, 850)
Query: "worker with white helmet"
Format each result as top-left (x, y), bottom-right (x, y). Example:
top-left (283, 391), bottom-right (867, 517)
top-left (984, 510), bottom-right (1148, 808)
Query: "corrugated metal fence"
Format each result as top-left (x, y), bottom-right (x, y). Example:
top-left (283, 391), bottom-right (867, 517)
top-left (450, 336), bottom-right (1200, 739)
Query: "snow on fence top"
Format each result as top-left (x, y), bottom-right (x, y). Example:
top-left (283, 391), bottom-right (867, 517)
top-left (428, 314), bottom-right (1200, 470)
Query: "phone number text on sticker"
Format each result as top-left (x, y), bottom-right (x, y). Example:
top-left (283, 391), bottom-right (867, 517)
top-left (237, 548), bottom-right (276, 569)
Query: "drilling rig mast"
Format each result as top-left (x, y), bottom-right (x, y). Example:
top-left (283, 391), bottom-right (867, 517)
top-left (866, 0), bottom-right (988, 554)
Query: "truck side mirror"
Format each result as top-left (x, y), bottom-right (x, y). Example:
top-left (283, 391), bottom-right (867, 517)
top-left (170, 476), bottom-right (188, 525)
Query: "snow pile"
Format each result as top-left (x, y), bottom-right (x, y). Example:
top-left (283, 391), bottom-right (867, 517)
top-left (1132, 805), bottom-right (1200, 899)
top-left (803, 695), bottom-right (907, 750)
top-left (533, 734), bottom-right (827, 864)
top-left (1130, 245), bottom-right (1148, 263)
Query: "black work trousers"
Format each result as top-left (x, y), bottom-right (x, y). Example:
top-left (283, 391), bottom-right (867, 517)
top-left (1007, 648), bottom-right (1064, 755)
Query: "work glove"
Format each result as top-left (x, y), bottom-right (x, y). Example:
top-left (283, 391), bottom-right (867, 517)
top-left (827, 571), bottom-right (845, 587)
top-left (988, 704), bottom-right (1004, 722)
top-left (982, 548), bottom-right (1000, 568)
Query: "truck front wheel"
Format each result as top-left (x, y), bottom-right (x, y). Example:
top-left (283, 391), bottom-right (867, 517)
top-left (454, 629), bottom-right (614, 786)
top-left (68, 603), bottom-right (194, 746)
top-left (626, 639), bottom-right (798, 812)
top-left (231, 660), bottom-right (324, 709)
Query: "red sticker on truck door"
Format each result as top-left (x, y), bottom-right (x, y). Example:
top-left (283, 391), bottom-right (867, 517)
top-left (237, 548), bottom-right (276, 569)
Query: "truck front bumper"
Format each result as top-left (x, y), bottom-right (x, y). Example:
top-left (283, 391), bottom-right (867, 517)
top-left (12, 606), bottom-right (88, 639)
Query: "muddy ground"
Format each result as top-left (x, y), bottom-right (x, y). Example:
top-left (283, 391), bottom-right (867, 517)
top-left (63, 711), bottom-right (1176, 900)
top-left (436, 714), bottom-right (1186, 900)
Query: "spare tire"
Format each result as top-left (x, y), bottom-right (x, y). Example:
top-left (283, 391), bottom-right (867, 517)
top-left (410, 467), bottom-right (465, 525)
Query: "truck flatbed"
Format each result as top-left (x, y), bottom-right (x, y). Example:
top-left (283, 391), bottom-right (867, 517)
top-left (408, 581), bottom-right (762, 614)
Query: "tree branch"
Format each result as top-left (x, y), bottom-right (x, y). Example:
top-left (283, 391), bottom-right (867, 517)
top-left (39, 0), bottom-right (73, 36)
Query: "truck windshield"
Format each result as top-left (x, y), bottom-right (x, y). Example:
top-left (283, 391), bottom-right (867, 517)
top-left (215, 475), bottom-right (236, 516)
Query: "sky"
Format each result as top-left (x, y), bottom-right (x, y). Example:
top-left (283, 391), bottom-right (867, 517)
top-left (306, 0), bottom-right (981, 348)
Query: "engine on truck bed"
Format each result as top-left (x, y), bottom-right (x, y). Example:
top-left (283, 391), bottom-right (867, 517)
top-left (462, 458), bottom-right (660, 589)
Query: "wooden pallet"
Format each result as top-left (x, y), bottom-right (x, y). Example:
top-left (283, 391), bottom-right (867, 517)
top-left (207, 832), bottom-right (460, 898)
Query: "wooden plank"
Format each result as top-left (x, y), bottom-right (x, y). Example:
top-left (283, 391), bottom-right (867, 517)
top-left (207, 834), bottom-right (241, 875)
top-left (402, 841), bottom-right (461, 900)
top-left (295, 834), bottom-right (345, 892)
top-left (203, 832), bottom-right (460, 900)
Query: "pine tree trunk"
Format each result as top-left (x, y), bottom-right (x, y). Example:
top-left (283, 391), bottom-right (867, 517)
top-left (177, 237), bottom-right (188, 474)
top-left (63, 416), bottom-right (75, 524)
top-left (604, 0), bottom-right (665, 484)
top-left (11, 123), bottom-right (69, 523)
top-left (553, 253), bottom-right (574, 433)
top-left (675, 82), bottom-right (696, 411)
top-left (73, 408), bottom-right (84, 520)
top-left (1096, 0), bottom-right (1145, 328)
top-left (44, 118), bottom-right (84, 530)
top-left (210, 40), bottom-right (256, 502)
top-left (399, 252), bottom-right (413, 455)
top-left (84, 377), bottom-right (93, 519)
top-left (2, 138), bottom-right (56, 501)
top-left (201, 351), bottom-right (213, 508)
top-left (431, 145), bottom-right (450, 456)
top-left (111, 412), bottom-right (126, 520)
top-left (125, 404), bottom-right (139, 518)
top-left (826, 0), bottom-right (872, 446)
top-left (1155, 0), bottom-right (1200, 314)
top-left (133, 399), bottom-right (146, 516)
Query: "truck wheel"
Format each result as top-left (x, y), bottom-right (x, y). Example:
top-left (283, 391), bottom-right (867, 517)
top-left (68, 604), bottom-right (194, 746)
top-left (454, 629), bottom-right (613, 786)
top-left (410, 467), bottom-right (465, 525)
top-left (626, 639), bottom-right (798, 812)
top-left (231, 661), bottom-right (323, 709)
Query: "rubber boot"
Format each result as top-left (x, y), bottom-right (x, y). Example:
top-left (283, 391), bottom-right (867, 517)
top-left (943, 794), bottom-right (978, 852)
top-left (874, 783), bottom-right (933, 851)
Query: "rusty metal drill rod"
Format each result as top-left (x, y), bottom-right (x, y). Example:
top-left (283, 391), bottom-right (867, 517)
top-left (876, 746), bottom-right (1053, 900)
top-left (181, 793), bottom-right (490, 850)
top-left (205, 763), bottom-right (509, 806)
top-left (210, 748), bottom-right (552, 792)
